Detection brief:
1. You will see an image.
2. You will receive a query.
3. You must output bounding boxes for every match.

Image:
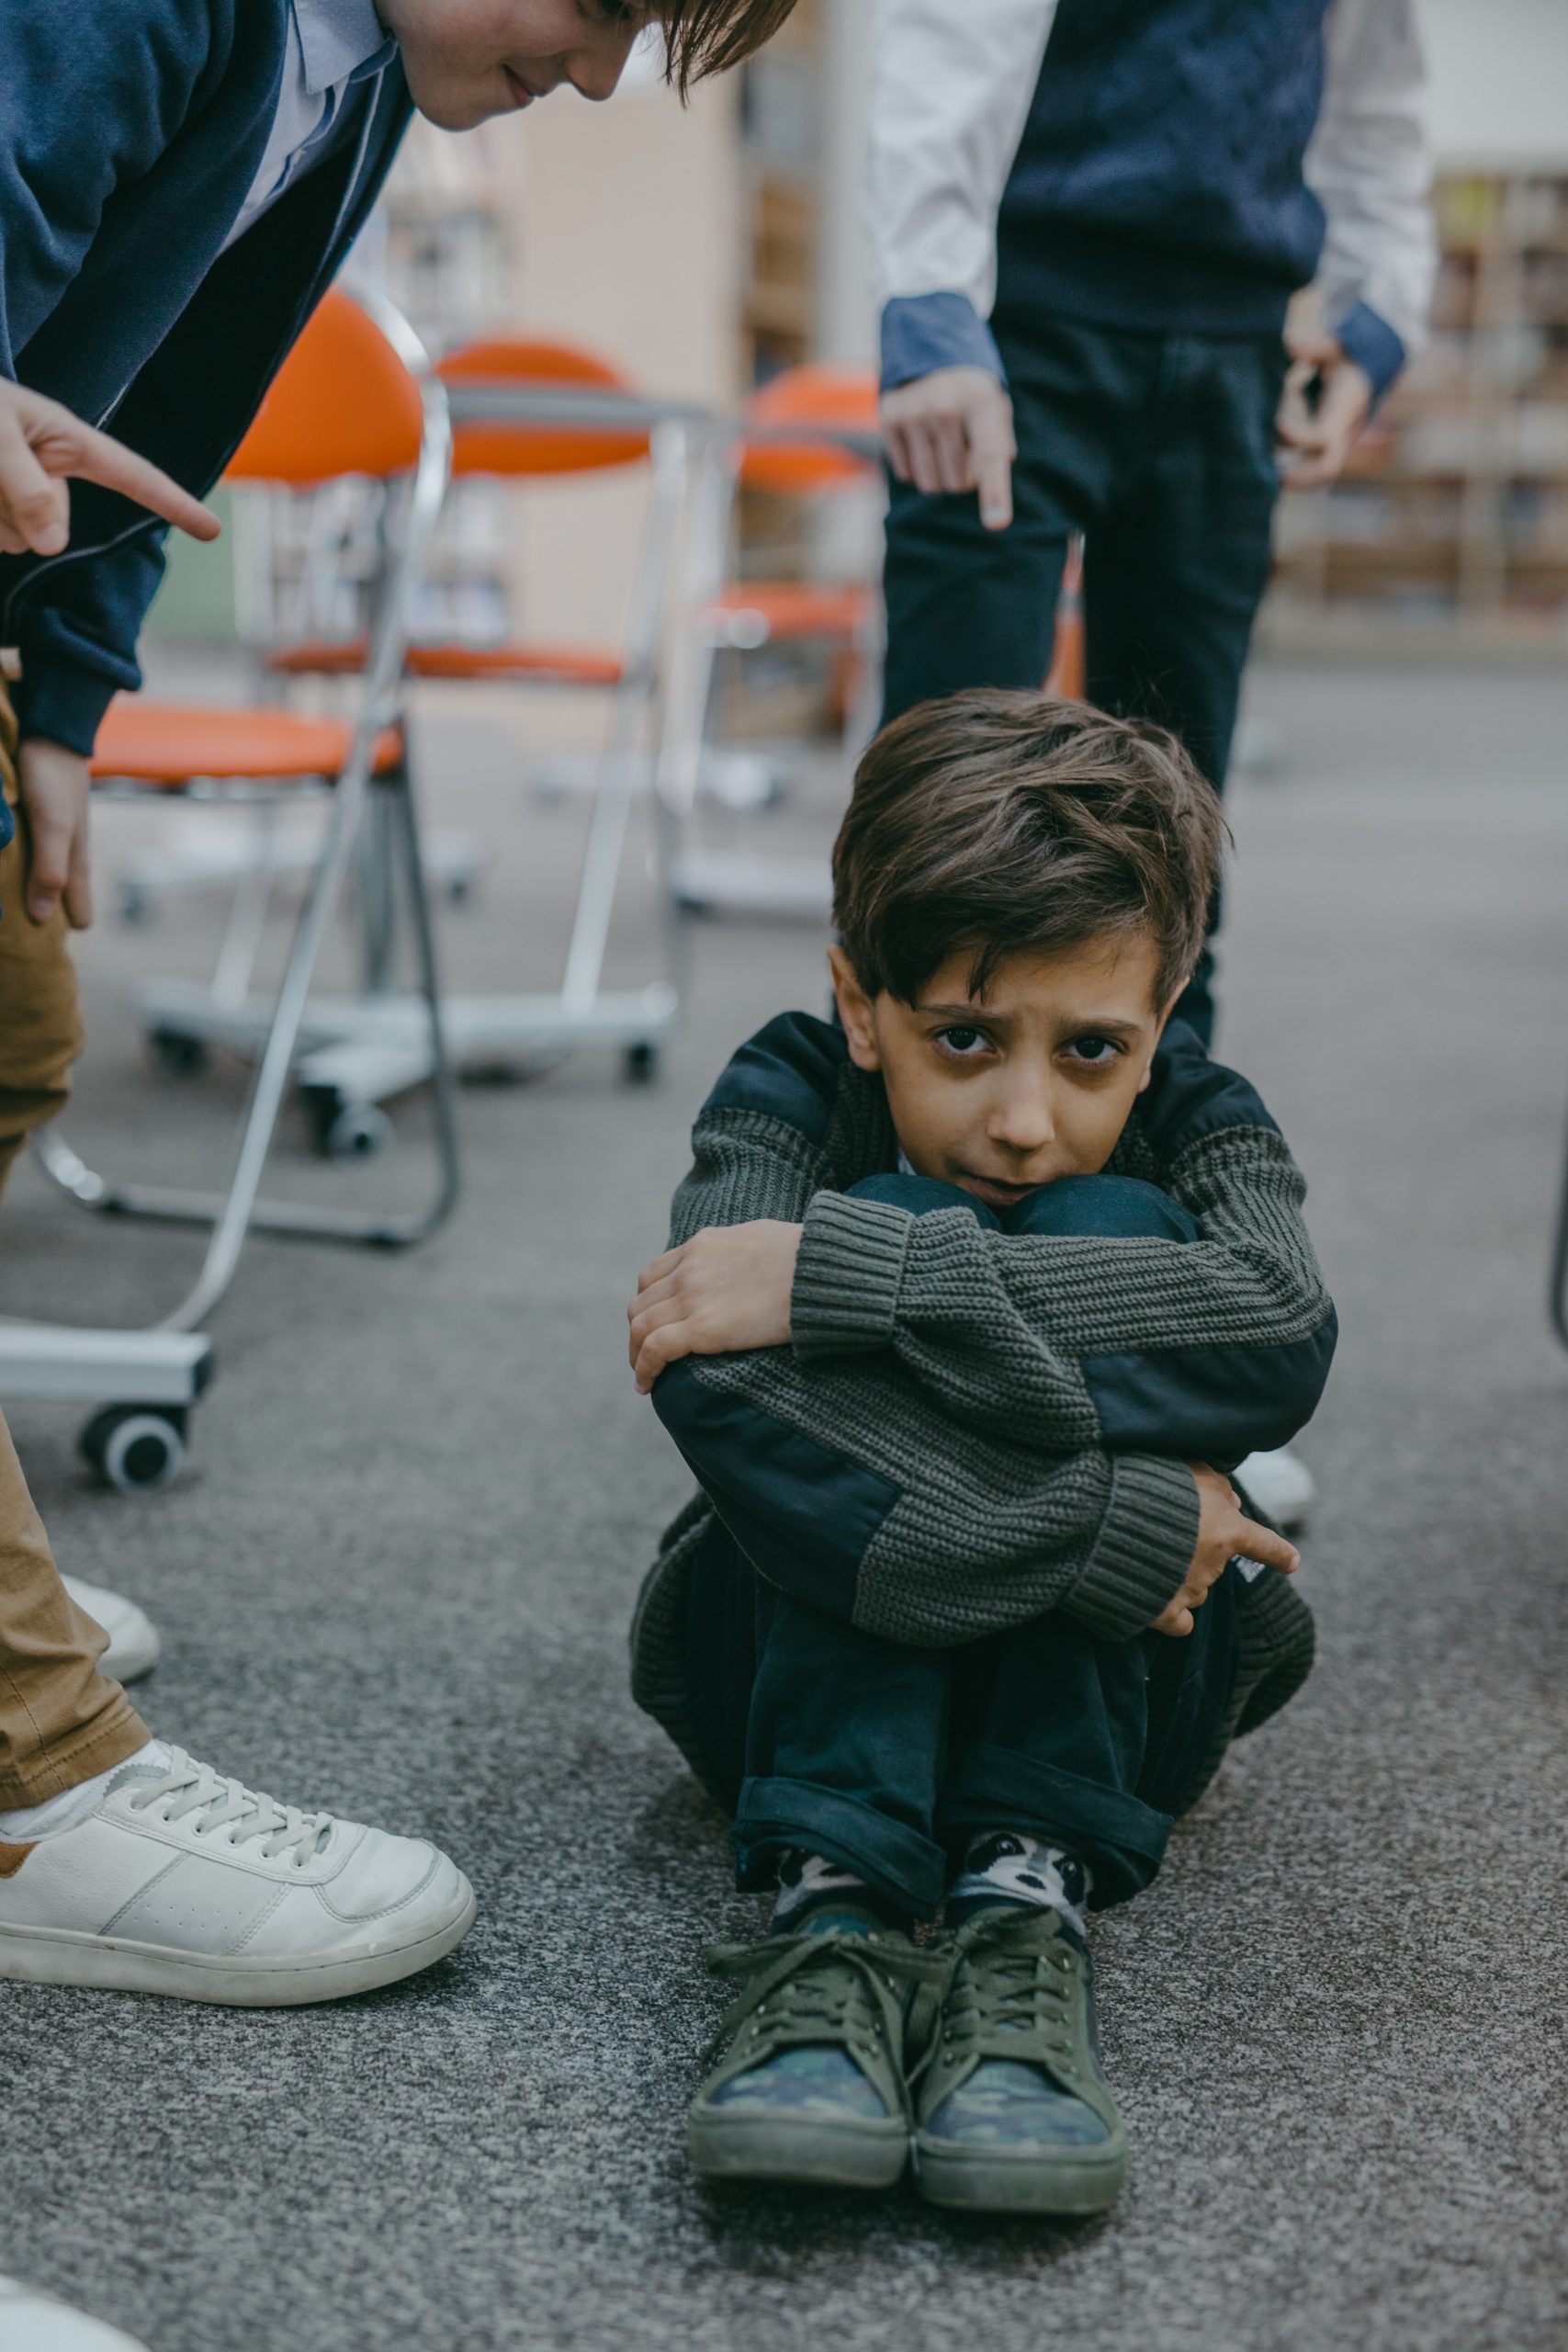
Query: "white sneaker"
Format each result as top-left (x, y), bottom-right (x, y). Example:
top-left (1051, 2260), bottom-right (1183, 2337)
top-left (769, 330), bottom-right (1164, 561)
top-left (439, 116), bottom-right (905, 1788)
top-left (0, 2276), bottom-right (149, 2351)
top-left (61, 1576), bottom-right (161, 1686)
top-left (0, 1745), bottom-right (476, 2006)
top-left (1235, 1446), bottom-right (1317, 1533)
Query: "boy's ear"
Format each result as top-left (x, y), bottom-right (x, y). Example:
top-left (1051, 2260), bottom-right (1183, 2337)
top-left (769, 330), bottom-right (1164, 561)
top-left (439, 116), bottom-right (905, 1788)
top-left (827, 945), bottom-right (882, 1071)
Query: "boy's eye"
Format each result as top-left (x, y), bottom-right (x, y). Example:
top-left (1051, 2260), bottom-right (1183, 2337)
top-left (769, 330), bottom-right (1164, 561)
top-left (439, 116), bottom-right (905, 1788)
top-left (934, 1024), bottom-right (990, 1058)
top-left (1064, 1035), bottom-right (1122, 1068)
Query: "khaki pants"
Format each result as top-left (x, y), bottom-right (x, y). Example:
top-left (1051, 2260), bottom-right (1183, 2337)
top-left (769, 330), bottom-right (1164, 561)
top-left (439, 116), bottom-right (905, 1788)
top-left (0, 675), bottom-right (147, 1804)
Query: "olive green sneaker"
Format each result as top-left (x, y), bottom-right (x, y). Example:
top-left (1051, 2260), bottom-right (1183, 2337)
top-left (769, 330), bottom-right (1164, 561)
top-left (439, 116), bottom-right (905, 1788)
top-left (688, 1905), bottom-right (940, 2189)
top-left (913, 1903), bottom-right (1128, 2215)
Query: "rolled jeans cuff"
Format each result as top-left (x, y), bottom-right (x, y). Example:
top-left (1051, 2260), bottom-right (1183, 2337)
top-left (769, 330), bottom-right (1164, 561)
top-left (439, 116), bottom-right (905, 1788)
top-left (731, 1772), bottom-right (952, 1917)
top-left (941, 1742), bottom-right (1173, 1908)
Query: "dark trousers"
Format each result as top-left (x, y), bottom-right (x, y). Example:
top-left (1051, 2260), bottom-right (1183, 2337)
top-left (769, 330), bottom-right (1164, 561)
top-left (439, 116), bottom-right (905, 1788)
top-left (881, 315), bottom-right (1288, 1046)
top-left (680, 1171), bottom-right (1244, 1919)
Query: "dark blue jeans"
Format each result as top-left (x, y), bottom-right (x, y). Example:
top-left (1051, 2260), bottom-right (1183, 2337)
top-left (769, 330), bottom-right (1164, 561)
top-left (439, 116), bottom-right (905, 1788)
top-left (679, 1171), bottom-right (1244, 1917)
top-left (881, 315), bottom-right (1288, 1047)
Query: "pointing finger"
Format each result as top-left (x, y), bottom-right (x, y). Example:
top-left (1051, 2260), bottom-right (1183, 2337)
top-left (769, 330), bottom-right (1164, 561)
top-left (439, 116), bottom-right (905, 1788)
top-left (25, 399), bottom-right (220, 543)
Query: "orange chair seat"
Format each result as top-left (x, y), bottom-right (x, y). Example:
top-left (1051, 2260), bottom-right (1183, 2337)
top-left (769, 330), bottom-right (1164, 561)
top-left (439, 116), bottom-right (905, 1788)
top-left (90, 697), bottom-right (401, 786)
top-left (705, 581), bottom-right (873, 644)
top-left (266, 637), bottom-right (626, 689)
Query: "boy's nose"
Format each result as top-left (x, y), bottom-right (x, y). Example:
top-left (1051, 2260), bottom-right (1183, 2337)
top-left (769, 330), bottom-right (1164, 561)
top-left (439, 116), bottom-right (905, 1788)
top-left (569, 34), bottom-right (639, 101)
top-left (988, 1080), bottom-right (1056, 1157)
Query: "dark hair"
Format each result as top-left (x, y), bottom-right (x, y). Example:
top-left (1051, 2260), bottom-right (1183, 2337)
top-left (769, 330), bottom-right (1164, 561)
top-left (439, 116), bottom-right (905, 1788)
top-left (659, 0), bottom-right (800, 93)
top-left (832, 691), bottom-right (1228, 1012)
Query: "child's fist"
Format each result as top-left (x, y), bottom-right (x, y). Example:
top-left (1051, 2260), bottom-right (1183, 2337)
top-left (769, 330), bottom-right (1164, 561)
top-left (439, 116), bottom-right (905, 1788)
top-left (1150, 1463), bottom-right (1301, 1637)
top-left (627, 1221), bottom-right (804, 1393)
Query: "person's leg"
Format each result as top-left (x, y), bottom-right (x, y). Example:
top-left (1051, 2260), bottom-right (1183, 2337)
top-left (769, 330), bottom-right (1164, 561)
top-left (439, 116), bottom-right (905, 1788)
top-left (0, 702), bottom-right (85, 1195)
top-left (880, 316), bottom-right (1135, 727)
top-left (0, 1412), bottom-right (148, 1810)
top-left (678, 1515), bottom-right (952, 2188)
top-left (0, 677), bottom-right (142, 1807)
top-left (1082, 333), bottom-right (1288, 1046)
top-left (733, 1581), bottom-right (953, 1922)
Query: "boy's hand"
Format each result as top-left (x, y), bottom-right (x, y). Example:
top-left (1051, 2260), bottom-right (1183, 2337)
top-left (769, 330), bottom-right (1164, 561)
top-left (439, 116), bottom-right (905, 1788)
top-left (882, 367), bottom-right (1017, 530)
top-left (1275, 329), bottom-right (1373, 490)
top-left (18, 739), bottom-right (93, 927)
top-left (0, 379), bottom-right (220, 559)
top-left (628, 1221), bottom-right (804, 1394)
top-left (1150, 1463), bottom-right (1301, 1638)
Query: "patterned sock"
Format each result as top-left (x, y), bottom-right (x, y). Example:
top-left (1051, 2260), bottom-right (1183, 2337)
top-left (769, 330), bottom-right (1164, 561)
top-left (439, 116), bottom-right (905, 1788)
top-left (770, 1849), bottom-right (900, 1936)
top-left (946, 1831), bottom-right (1090, 1936)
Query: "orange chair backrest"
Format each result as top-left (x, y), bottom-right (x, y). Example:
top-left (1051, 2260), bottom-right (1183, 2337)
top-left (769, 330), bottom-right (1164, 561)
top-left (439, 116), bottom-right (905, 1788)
top-left (739, 366), bottom-right (881, 497)
top-left (227, 288), bottom-right (426, 486)
top-left (437, 339), bottom-right (649, 478)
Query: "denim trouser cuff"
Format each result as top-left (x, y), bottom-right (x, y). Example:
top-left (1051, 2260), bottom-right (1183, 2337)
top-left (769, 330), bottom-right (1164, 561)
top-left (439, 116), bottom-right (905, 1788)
top-left (941, 1743), bottom-right (1173, 1907)
top-left (731, 1773), bottom-right (952, 1916)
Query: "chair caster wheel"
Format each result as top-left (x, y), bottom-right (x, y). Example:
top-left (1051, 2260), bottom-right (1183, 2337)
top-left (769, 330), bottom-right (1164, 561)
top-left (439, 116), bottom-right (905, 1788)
top-left (318, 1102), bottom-right (394, 1162)
top-left (624, 1041), bottom-right (660, 1085)
top-left (149, 1028), bottom-right (209, 1079)
top-left (80, 1407), bottom-right (189, 1495)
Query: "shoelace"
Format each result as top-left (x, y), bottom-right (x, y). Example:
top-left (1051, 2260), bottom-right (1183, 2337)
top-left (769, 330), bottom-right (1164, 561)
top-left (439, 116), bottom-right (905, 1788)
top-left (125, 1747), bottom-right (333, 1868)
top-left (914, 1908), bottom-right (1079, 2084)
top-left (705, 1930), bottom-right (946, 2100)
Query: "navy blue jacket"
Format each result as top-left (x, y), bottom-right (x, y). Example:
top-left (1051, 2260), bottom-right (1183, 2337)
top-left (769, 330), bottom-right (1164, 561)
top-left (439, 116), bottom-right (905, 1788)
top-left (0, 0), bottom-right (412, 804)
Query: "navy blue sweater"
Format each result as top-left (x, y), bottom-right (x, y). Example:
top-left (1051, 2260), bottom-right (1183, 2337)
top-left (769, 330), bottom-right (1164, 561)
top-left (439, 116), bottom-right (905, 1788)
top-left (0, 0), bottom-right (412, 790)
top-left (996, 0), bottom-right (1330, 336)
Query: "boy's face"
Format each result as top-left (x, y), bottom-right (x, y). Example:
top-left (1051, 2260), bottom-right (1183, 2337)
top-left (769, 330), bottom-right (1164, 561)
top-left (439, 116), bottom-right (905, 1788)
top-left (379, 0), bottom-right (653, 128)
top-left (829, 933), bottom-right (1171, 1211)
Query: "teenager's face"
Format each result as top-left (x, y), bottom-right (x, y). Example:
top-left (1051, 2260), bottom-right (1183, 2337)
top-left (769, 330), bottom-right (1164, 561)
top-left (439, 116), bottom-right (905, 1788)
top-left (829, 933), bottom-right (1170, 1210)
top-left (378, 0), bottom-right (654, 129)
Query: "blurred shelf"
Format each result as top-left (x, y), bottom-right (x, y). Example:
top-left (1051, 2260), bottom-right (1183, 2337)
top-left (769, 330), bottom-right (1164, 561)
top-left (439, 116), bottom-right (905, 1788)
top-left (1274, 168), bottom-right (1568, 635)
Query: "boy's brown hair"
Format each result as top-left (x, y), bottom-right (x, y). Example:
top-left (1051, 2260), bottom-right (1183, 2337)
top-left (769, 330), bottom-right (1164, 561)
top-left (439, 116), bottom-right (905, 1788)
top-left (832, 690), bottom-right (1228, 1012)
top-left (660, 0), bottom-right (800, 92)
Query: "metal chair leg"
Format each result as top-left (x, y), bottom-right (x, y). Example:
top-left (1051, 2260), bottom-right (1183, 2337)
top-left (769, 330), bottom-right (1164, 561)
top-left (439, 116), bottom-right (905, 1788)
top-left (32, 747), bottom-right (461, 1329)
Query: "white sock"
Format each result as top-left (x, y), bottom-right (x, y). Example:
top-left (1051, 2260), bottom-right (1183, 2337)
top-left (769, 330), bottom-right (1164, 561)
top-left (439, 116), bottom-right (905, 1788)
top-left (0, 1738), bottom-right (169, 1841)
top-left (770, 1849), bottom-right (876, 1932)
top-left (948, 1831), bottom-right (1090, 1937)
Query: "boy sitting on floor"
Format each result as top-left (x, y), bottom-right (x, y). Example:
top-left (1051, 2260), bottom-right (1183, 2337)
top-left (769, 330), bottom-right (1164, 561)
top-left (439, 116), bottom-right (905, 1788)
top-left (626, 690), bottom-right (1335, 2215)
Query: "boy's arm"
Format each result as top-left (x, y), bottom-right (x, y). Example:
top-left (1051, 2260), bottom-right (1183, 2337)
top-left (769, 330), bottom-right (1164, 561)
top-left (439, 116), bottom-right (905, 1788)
top-left (867, 0), bottom-right (1056, 528)
top-left (790, 1030), bottom-right (1337, 1464)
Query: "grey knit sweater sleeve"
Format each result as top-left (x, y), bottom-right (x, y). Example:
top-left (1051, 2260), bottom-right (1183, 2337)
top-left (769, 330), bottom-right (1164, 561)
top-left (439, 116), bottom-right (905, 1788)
top-left (789, 1122), bottom-right (1333, 1452)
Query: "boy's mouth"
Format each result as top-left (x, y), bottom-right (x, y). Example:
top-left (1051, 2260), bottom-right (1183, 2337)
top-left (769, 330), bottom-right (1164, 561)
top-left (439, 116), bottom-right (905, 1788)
top-left (960, 1171), bottom-right (1045, 1211)
top-left (502, 65), bottom-right (539, 107)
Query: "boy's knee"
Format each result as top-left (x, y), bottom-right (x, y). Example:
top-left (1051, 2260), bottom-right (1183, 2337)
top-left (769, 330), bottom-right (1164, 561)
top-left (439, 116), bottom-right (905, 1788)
top-left (846, 1173), bottom-right (1000, 1228)
top-left (1006, 1172), bottom-right (1200, 1244)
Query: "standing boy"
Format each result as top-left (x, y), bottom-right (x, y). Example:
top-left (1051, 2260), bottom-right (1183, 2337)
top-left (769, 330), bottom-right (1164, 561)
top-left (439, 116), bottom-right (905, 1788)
top-left (628, 691), bottom-right (1334, 2211)
top-left (868, 0), bottom-right (1435, 1045)
top-left (0, 0), bottom-right (795, 2006)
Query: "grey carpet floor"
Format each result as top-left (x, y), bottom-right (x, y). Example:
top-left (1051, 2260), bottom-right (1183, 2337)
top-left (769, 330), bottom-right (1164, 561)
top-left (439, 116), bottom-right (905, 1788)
top-left (2, 662), bottom-right (1566, 2352)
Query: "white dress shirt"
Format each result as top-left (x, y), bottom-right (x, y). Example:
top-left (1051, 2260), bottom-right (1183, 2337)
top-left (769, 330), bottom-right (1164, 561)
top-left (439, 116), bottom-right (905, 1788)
top-left (221, 0), bottom-right (396, 254)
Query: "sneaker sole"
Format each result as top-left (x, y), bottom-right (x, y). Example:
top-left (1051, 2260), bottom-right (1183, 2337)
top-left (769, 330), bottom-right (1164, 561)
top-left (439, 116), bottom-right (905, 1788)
top-left (689, 2109), bottom-right (908, 2189)
top-left (914, 2131), bottom-right (1127, 2217)
top-left (0, 1876), bottom-right (477, 2007)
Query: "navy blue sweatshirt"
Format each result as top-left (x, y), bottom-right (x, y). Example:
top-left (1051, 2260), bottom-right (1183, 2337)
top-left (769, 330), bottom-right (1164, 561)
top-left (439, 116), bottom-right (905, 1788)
top-left (0, 0), bottom-right (412, 793)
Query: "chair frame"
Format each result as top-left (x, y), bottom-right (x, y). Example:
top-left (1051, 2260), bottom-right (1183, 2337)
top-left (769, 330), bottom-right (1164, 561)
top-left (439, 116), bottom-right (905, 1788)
top-left (28, 295), bottom-right (459, 1342)
top-left (652, 378), bottom-right (886, 927)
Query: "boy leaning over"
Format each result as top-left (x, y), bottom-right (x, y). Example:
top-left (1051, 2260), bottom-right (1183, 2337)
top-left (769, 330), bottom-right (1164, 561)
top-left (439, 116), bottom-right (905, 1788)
top-left (627, 692), bottom-right (1336, 2214)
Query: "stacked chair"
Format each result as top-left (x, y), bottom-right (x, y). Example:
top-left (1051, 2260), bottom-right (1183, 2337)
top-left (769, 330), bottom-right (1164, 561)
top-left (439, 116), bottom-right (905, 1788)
top-left (654, 364), bottom-right (884, 924)
top-left (243, 334), bottom-right (691, 1106)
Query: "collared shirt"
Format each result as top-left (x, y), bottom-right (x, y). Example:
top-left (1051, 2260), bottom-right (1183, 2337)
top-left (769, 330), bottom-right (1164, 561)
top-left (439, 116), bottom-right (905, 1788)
top-left (221, 0), bottom-right (397, 254)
